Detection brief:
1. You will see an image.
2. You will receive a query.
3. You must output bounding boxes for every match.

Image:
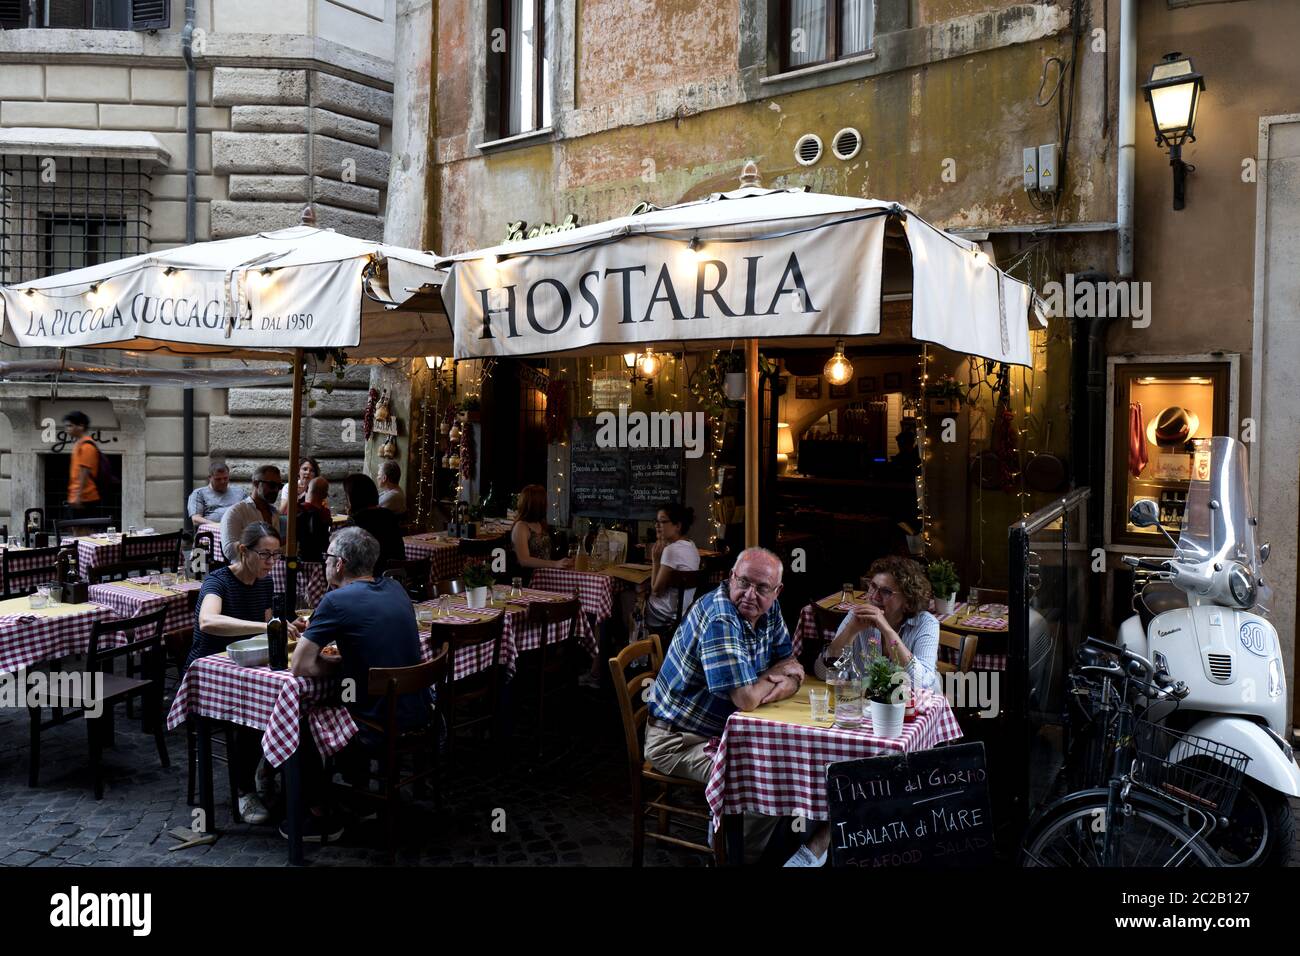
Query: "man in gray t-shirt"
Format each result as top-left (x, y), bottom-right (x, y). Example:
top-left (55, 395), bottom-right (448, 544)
top-left (188, 462), bottom-right (244, 528)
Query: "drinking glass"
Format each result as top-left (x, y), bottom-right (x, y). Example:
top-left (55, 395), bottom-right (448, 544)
top-left (831, 677), bottom-right (864, 728)
top-left (966, 588), bottom-right (982, 615)
top-left (809, 687), bottom-right (830, 723)
top-left (416, 607), bottom-right (434, 626)
top-left (439, 594), bottom-right (452, 616)
top-left (107, 526), bottom-right (117, 538)
top-left (29, 589), bottom-right (48, 609)
top-left (510, 577), bottom-right (523, 599)
top-left (127, 525), bottom-right (137, 537)
top-left (840, 582), bottom-right (854, 606)
top-left (46, 584), bottom-right (63, 607)
top-left (6, 535), bottom-right (19, 549)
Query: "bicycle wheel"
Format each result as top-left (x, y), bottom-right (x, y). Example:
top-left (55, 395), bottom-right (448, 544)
top-left (1023, 790), bottom-right (1220, 867)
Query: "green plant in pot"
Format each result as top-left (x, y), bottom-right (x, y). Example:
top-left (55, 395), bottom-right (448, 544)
top-left (462, 559), bottom-right (495, 609)
top-left (865, 653), bottom-right (909, 739)
top-left (927, 558), bottom-right (960, 616)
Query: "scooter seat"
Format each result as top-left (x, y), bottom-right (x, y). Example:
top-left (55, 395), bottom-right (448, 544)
top-left (1136, 583), bottom-right (1188, 632)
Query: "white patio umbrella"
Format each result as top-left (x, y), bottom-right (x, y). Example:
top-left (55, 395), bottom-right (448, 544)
top-left (437, 182), bottom-right (1042, 543)
top-left (0, 223), bottom-right (452, 606)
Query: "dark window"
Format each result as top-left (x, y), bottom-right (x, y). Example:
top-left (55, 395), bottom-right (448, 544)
top-left (1, 0), bottom-right (169, 29)
top-left (491, 0), bottom-right (552, 139)
top-left (778, 0), bottom-right (873, 72)
top-left (0, 155), bottom-right (151, 285)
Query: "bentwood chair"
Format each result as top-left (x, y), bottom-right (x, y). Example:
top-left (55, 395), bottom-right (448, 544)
top-left (804, 602), bottom-right (848, 672)
top-left (457, 537), bottom-right (499, 562)
top-left (523, 594), bottom-right (581, 757)
top-left (382, 558), bottom-right (433, 601)
top-left (21, 508), bottom-right (43, 545)
top-left (53, 516), bottom-right (112, 539)
top-left (28, 608), bottom-right (169, 799)
top-left (192, 528), bottom-right (226, 574)
top-left (609, 635), bottom-right (723, 866)
top-left (332, 643), bottom-right (450, 858)
top-left (121, 531), bottom-right (184, 573)
top-left (1, 542), bottom-right (77, 598)
top-left (433, 578), bottom-right (465, 597)
top-left (937, 628), bottom-right (978, 675)
top-left (656, 568), bottom-right (709, 648)
top-left (438, 614), bottom-right (507, 754)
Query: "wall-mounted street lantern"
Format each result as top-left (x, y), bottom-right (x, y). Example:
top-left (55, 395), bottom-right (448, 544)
top-left (1142, 52), bottom-right (1205, 210)
top-left (623, 346), bottom-right (660, 395)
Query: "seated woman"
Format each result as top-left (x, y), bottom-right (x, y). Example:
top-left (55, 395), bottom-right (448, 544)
top-left (509, 484), bottom-right (573, 577)
top-left (185, 521), bottom-right (301, 827)
top-left (276, 456), bottom-right (320, 514)
top-left (645, 503), bottom-right (701, 631)
top-left (813, 555), bottom-right (940, 693)
top-left (342, 473), bottom-right (405, 574)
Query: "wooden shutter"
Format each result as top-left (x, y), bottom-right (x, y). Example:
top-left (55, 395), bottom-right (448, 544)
top-left (0, 0), bottom-right (28, 30)
top-left (130, 0), bottom-right (169, 30)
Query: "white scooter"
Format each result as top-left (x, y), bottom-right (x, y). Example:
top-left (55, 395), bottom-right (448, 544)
top-left (1118, 435), bottom-right (1300, 865)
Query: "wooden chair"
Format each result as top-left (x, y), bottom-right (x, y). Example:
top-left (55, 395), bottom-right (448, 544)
top-left (970, 588), bottom-right (1009, 607)
top-left (1, 543), bottom-right (76, 598)
top-left (21, 508), bottom-right (43, 545)
top-left (457, 537), bottom-right (499, 560)
top-left (121, 530), bottom-right (184, 573)
top-left (609, 635), bottom-right (722, 866)
top-left (53, 516), bottom-right (111, 538)
top-left (651, 568), bottom-right (709, 652)
top-left (87, 561), bottom-right (153, 584)
top-left (804, 602), bottom-right (848, 671)
top-left (524, 594), bottom-right (581, 757)
top-left (938, 628), bottom-right (978, 674)
top-left (0, 524), bottom-right (6, 543)
top-left (382, 558), bottom-right (433, 601)
top-left (28, 608), bottom-right (170, 799)
top-left (332, 643), bottom-right (451, 857)
top-left (433, 578), bottom-right (464, 597)
top-left (438, 615), bottom-right (507, 752)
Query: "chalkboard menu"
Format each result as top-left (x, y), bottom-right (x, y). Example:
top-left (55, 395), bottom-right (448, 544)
top-left (826, 741), bottom-right (993, 868)
top-left (569, 416), bottom-right (685, 520)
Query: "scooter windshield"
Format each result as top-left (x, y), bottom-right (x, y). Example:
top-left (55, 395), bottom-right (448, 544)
top-left (1177, 436), bottom-right (1259, 575)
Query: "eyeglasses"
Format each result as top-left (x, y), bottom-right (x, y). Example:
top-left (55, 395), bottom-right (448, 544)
top-left (867, 583), bottom-right (897, 600)
top-left (731, 574), bottom-right (778, 598)
top-left (256, 479), bottom-right (283, 491)
top-left (653, 519), bottom-right (671, 525)
top-left (250, 549), bottom-right (280, 561)
top-left (324, 551), bottom-right (342, 563)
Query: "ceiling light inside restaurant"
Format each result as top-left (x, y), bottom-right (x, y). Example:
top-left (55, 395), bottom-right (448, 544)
top-left (823, 340), bottom-right (853, 386)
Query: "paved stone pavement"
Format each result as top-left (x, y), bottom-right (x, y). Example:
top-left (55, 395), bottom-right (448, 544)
top-left (2, 673), bottom-right (1299, 867)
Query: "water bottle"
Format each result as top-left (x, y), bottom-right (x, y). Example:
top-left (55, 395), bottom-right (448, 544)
top-left (593, 527), bottom-right (610, 571)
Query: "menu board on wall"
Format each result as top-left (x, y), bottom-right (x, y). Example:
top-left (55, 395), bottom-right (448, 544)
top-left (569, 417), bottom-right (684, 520)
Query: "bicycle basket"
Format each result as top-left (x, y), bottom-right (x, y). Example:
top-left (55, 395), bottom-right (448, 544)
top-left (1131, 720), bottom-right (1250, 817)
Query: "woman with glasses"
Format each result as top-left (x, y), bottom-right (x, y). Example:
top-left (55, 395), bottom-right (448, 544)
top-left (646, 503), bottom-right (700, 631)
top-left (812, 555), bottom-right (940, 691)
top-left (185, 521), bottom-right (301, 826)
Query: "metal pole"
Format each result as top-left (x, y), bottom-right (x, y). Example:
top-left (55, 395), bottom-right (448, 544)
top-left (745, 340), bottom-right (759, 547)
top-left (284, 349), bottom-right (304, 611)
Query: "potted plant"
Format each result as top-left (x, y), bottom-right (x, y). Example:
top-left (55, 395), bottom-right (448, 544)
top-left (717, 349), bottom-right (746, 401)
top-left (463, 559), bottom-right (494, 608)
top-left (865, 653), bottom-right (909, 739)
top-left (456, 396), bottom-right (481, 422)
top-left (927, 558), bottom-right (960, 616)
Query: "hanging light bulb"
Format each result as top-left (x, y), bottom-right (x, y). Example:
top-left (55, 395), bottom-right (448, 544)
top-left (823, 339), bottom-right (853, 386)
top-left (637, 346), bottom-right (661, 378)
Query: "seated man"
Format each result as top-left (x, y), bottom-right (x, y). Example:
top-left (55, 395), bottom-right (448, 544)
top-left (188, 461), bottom-right (244, 528)
top-left (296, 476), bottom-right (332, 563)
top-left (288, 526), bottom-right (427, 841)
top-left (646, 546), bottom-right (804, 862)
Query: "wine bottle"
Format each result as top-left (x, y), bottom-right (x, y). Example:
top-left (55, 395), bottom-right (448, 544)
top-left (267, 595), bottom-right (289, 671)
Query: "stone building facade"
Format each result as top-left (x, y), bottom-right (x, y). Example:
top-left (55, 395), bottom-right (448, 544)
top-left (0, 0), bottom-right (398, 531)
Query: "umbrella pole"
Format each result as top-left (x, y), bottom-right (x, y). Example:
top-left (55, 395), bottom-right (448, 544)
top-left (745, 339), bottom-right (759, 549)
top-left (284, 348), bottom-right (304, 613)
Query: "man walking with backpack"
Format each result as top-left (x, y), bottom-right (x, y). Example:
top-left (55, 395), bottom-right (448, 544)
top-left (63, 410), bottom-right (102, 522)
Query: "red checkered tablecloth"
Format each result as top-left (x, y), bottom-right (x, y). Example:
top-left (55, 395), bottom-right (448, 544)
top-left (795, 602), bottom-right (1007, 671)
top-left (402, 535), bottom-right (466, 583)
top-left (75, 536), bottom-right (123, 574)
top-left (165, 652), bottom-right (357, 767)
top-left (529, 568), bottom-right (620, 624)
top-left (88, 579), bottom-right (201, 634)
top-left (704, 692), bottom-right (963, 829)
top-left (0, 600), bottom-right (118, 672)
top-left (270, 561), bottom-right (328, 609)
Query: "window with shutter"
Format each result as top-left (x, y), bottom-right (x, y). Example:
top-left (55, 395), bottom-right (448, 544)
top-left (0, 0), bottom-right (28, 30)
top-left (130, 0), bottom-right (169, 30)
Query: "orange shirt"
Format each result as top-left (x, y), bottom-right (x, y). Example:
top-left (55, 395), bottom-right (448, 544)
top-left (68, 437), bottom-right (101, 504)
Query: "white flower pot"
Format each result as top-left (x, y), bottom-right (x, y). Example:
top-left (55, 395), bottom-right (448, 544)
top-left (868, 699), bottom-right (906, 739)
top-left (466, 586), bottom-right (489, 609)
top-left (933, 592), bottom-right (957, 617)
top-left (723, 372), bottom-right (746, 401)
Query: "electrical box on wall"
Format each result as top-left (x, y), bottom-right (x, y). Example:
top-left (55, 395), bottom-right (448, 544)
top-left (1037, 144), bottom-right (1060, 194)
top-left (1023, 147), bottom-right (1039, 191)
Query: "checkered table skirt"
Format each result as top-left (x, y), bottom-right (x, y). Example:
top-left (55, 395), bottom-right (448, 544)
top-left (75, 537), bottom-right (124, 574)
top-left (529, 568), bottom-right (620, 624)
top-left (402, 536), bottom-right (467, 584)
top-left (704, 693), bottom-right (964, 829)
top-left (165, 652), bottom-right (357, 767)
top-left (88, 579), bottom-right (201, 634)
top-left (795, 603), bottom-right (1008, 671)
top-left (270, 561), bottom-right (328, 609)
top-left (0, 602), bottom-right (118, 672)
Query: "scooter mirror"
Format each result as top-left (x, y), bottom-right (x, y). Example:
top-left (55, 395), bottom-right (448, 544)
top-left (1260, 542), bottom-right (1271, 564)
top-left (1129, 499), bottom-right (1161, 528)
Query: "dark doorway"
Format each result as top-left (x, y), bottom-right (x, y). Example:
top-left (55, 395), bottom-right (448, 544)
top-left (482, 360), bottom-right (549, 509)
top-left (42, 452), bottom-right (122, 529)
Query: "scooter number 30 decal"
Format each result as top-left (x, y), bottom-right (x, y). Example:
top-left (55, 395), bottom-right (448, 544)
top-left (1240, 622), bottom-right (1270, 657)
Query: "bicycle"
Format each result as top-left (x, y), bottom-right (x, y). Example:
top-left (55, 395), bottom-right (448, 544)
top-left (1022, 637), bottom-right (1249, 867)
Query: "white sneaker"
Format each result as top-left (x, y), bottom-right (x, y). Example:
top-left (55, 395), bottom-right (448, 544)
top-left (238, 792), bottom-right (271, 825)
top-left (783, 844), bottom-right (828, 867)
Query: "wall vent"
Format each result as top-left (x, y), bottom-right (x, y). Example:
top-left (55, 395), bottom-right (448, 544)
top-left (794, 133), bottom-right (823, 167)
top-left (832, 127), bottom-right (862, 161)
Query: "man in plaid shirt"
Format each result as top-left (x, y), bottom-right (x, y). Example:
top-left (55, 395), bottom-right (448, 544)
top-left (646, 547), bottom-right (804, 860)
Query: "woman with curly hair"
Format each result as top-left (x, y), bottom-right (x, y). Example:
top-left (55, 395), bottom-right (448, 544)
top-left (812, 555), bottom-right (939, 692)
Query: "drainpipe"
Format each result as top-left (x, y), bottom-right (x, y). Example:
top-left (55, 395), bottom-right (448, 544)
top-left (1117, 0), bottom-right (1136, 278)
top-left (181, 0), bottom-right (197, 530)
